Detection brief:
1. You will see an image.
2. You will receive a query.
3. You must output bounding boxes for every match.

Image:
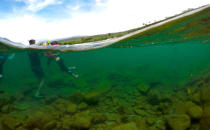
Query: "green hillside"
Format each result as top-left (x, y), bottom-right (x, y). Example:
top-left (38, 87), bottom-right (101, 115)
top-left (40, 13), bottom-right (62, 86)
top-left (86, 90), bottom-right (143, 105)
top-left (111, 7), bottom-right (210, 48)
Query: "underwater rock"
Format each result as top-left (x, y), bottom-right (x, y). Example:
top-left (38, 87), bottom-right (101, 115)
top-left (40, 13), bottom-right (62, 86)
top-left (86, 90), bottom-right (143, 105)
top-left (190, 92), bottom-right (201, 104)
top-left (174, 101), bottom-right (203, 120)
top-left (189, 124), bottom-right (200, 130)
top-left (147, 88), bottom-right (172, 106)
top-left (66, 103), bottom-right (77, 114)
top-left (146, 117), bottom-right (157, 126)
top-left (69, 91), bottom-right (85, 104)
top-left (84, 91), bottom-right (102, 105)
top-left (15, 126), bottom-right (28, 130)
top-left (1, 105), bottom-right (12, 113)
top-left (187, 104), bottom-right (203, 119)
top-left (158, 102), bottom-right (170, 114)
top-left (2, 116), bottom-right (22, 130)
top-left (200, 86), bottom-right (210, 104)
top-left (153, 119), bottom-right (166, 130)
top-left (61, 115), bottom-right (72, 130)
top-left (0, 95), bottom-right (14, 108)
top-left (112, 122), bottom-right (138, 130)
top-left (117, 105), bottom-right (134, 115)
top-left (91, 113), bottom-right (107, 124)
top-left (130, 116), bottom-right (147, 130)
top-left (174, 102), bottom-right (188, 114)
top-left (134, 108), bottom-right (148, 117)
top-left (78, 102), bottom-right (88, 110)
top-left (71, 111), bottom-right (92, 129)
top-left (137, 83), bottom-right (150, 95)
top-left (43, 121), bottom-right (57, 130)
top-left (25, 111), bottom-right (53, 129)
top-left (106, 113), bottom-right (121, 123)
top-left (165, 114), bottom-right (191, 130)
top-left (200, 105), bottom-right (210, 130)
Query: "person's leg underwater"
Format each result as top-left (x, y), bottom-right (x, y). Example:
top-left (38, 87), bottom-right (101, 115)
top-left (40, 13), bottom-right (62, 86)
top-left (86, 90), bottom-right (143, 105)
top-left (32, 67), bottom-right (45, 98)
top-left (28, 39), bottom-right (46, 98)
top-left (55, 56), bottom-right (79, 78)
top-left (0, 55), bottom-right (8, 93)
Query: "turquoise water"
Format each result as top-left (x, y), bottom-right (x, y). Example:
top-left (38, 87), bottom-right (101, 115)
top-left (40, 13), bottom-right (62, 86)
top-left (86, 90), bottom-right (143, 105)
top-left (1, 38), bottom-right (210, 129)
top-left (2, 41), bottom-right (210, 94)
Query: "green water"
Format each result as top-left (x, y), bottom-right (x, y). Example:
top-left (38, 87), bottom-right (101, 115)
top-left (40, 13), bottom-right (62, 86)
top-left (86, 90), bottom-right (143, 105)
top-left (1, 38), bottom-right (210, 130)
top-left (1, 41), bottom-right (210, 96)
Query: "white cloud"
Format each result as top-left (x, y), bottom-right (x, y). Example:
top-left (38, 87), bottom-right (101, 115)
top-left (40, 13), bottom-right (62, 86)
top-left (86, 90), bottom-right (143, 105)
top-left (67, 5), bottom-right (81, 11)
top-left (0, 0), bottom-right (209, 45)
top-left (15, 0), bottom-right (62, 12)
top-left (95, 0), bottom-right (106, 6)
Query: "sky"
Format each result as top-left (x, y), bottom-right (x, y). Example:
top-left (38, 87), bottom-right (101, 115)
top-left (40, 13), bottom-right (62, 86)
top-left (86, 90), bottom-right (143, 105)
top-left (0, 0), bottom-right (209, 45)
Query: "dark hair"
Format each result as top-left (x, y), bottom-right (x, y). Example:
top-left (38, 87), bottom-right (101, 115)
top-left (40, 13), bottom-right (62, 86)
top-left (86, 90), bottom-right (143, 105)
top-left (29, 39), bottom-right (36, 45)
top-left (51, 41), bottom-right (58, 45)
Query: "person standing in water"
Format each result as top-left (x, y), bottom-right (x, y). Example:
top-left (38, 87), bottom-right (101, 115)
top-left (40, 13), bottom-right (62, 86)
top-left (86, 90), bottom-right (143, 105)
top-left (28, 39), bottom-right (45, 98)
top-left (0, 52), bottom-right (15, 93)
top-left (44, 41), bottom-right (78, 78)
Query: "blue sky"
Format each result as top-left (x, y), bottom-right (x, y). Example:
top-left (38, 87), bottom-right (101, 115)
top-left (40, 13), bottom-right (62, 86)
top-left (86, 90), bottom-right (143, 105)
top-left (0, 0), bottom-right (209, 44)
top-left (0, 0), bottom-right (105, 19)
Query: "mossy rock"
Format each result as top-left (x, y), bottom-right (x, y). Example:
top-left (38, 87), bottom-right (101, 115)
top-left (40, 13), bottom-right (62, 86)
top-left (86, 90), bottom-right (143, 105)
top-left (43, 120), bottom-right (57, 130)
top-left (15, 126), bottom-right (28, 130)
top-left (187, 104), bottom-right (203, 119)
top-left (165, 114), bottom-right (191, 130)
top-left (91, 113), bottom-right (107, 124)
top-left (71, 113), bottom-right (92, 129)
top-left (106, 113), bottom-right (121, 123)
top-left (25, 111), bottom-right (53, 129)
top-left (84, 91), bottom-right (102, 105)
top-left (2, 116), bottom-right (23, 130)
top-left (61, 115), bottom-right (72, 130)
top-left (200, 105), bottom-right (210, 130)
top-left (112, 122), bottom-right (138, 130)
top-left (190, 92), bottom-right (201, 104)
top-left (66, 103), bottom-right (77, 114)
top-left (146, 117), bottom-right (156, 126)
top-left (201, 86), bottom-right (210, 104)
top-left (130, 116), bottom-right (147, 130)
top-left (78, 102), bottom-right (88, 110)
top-left (134, 109), bottom-right (148, 117)
top-left (137, 83), bottom-right (150, 95)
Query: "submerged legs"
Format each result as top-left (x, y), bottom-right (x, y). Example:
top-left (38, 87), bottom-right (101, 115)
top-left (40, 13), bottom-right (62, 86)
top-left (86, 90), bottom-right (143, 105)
top-left (34, 79), bottom-right (45, 98)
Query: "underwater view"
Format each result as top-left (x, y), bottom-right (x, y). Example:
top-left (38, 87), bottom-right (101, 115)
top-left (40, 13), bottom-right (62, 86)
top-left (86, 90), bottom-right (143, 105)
top-left (0, 4), bottom-right (210, 130)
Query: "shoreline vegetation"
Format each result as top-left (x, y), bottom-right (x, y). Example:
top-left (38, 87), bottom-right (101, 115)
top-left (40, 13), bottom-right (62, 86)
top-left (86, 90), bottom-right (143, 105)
top-left (47, 5), bottom-right (208, 45)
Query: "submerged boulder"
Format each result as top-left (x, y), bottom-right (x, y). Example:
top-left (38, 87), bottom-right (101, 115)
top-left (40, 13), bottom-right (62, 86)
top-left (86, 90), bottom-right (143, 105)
top-left (134, 108), bottom-right (148, 117)
top-left (25, 111), bottom-right (53, 129)
top-left (200, 105), bottom-right (210, 130)
top-left (137, 83), bottom-right (150, 95)
top-left (190, 92), bottom-right (201, 104)
top-left (2, 116), bottom-right (23, 130)
top-left (187, 104), bottom-right (203, 119)
top-left (66, 103), bottom-right (77, 114)
top-left (112, 122), bottom-right (138, 130)
top-left (71, 111), bottom-right (92, 129)
top-left (165, 114), bottom-right (191, 130)
top-left (78, 102), bottom-right (88, 110)
top-left (84, 91), bottom-right (102, 105)
top-left (201, 86), bottom-right (210, 105)
top-left (130, 116), bottom-right (147, 130)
